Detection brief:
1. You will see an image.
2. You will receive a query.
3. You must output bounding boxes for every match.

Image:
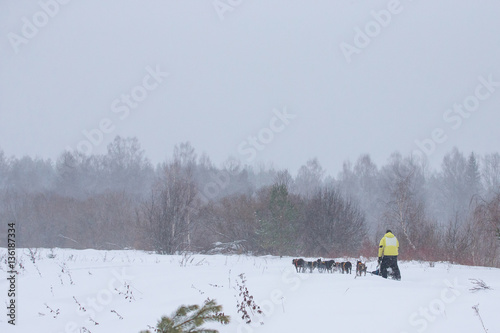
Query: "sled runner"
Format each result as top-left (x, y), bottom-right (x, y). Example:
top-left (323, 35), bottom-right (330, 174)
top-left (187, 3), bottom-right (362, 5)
top-left (368, 266), bottom-right (400, 280)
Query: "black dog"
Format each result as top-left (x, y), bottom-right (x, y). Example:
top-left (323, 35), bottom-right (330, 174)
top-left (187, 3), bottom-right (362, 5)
top-left (292, 258), bottom-right (305, 273)
top-left (342, 261), bottom-right (352, 274)
top-left (324, 260), bottom-right (335, 273)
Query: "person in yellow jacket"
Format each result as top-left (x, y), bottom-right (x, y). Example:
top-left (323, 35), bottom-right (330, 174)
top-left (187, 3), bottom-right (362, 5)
top-left (378, 229), bottom-right (401, 280)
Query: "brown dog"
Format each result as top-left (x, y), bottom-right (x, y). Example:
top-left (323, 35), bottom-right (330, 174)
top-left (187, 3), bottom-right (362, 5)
top-left (356, 260), bottom-right (367, 276)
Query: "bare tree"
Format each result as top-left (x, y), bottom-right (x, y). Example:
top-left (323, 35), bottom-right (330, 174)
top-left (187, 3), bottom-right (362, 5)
top-left (138, 143), bottom-right (197, 254)
top-left (5, 156), bottom-right (55, 193)
top-left (482, 153), bottom-right (500, 198)
top-left (197, 193), bottom-right (259, 253)
top-left (274, 169), bottom-right (293, 188)
top-left (0, 149), bottom-right (8, 189)
top-left (469, 194), bottom-right (500, 267)
top-left (104, 136), bottom-right (154, 198)
top-left (437, 148), bottom-right (479, 225)
top-left (380, 153), bottom-right (430, 258)
top-left (443, 213), bottom-right (473, 264)
top-left (353, 155), bottom-right (382, 236)
top-left (302, 185), bottom-right (366, 257)
top-left (293, 158), bottom-right (324, 198)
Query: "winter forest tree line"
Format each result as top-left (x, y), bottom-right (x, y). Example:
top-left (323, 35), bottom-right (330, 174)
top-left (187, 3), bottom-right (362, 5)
top-left (0, 136), bottom-right (499, 267)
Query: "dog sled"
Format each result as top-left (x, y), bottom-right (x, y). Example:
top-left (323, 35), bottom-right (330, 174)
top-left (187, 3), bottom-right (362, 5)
top-left (368, 265), bottom-right (400, 280)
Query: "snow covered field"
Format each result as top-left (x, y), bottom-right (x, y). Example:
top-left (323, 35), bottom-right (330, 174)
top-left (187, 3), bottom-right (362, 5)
top-left (1, 248), bottom-right (499, 333)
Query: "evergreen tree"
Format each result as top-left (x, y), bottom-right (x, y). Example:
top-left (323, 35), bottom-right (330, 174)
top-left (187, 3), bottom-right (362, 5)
top-left (140, 299), bottom-right (229, 333)
top-left (466, 152), bottom-right (482, 198)
top-left (257, 180), bottom-right (298, 255)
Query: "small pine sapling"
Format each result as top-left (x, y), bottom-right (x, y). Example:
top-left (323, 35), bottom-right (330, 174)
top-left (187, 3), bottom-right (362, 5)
top-left (140, 298), bottom-right (229, 333)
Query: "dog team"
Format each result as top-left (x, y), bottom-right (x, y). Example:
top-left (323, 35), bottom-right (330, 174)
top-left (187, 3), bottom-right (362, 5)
top-left (292, 258), bottom-right (367, 276)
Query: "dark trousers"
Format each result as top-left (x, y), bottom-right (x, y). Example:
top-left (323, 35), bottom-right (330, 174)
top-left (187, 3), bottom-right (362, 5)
top-left (380, 256), bottom-right (401, 280)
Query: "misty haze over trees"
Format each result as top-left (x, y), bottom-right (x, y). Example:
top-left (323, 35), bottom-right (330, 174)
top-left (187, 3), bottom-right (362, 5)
top-left (0, 136), bottom-right (499, 267)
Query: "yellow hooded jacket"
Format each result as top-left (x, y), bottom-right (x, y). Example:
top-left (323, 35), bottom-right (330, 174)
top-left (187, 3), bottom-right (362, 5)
top-left (378, 232), bottom-right (399, 257)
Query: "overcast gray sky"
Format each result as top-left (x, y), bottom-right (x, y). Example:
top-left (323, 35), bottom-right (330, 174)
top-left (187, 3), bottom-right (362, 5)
top-left (1, 0), bottom-right (499, 176)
